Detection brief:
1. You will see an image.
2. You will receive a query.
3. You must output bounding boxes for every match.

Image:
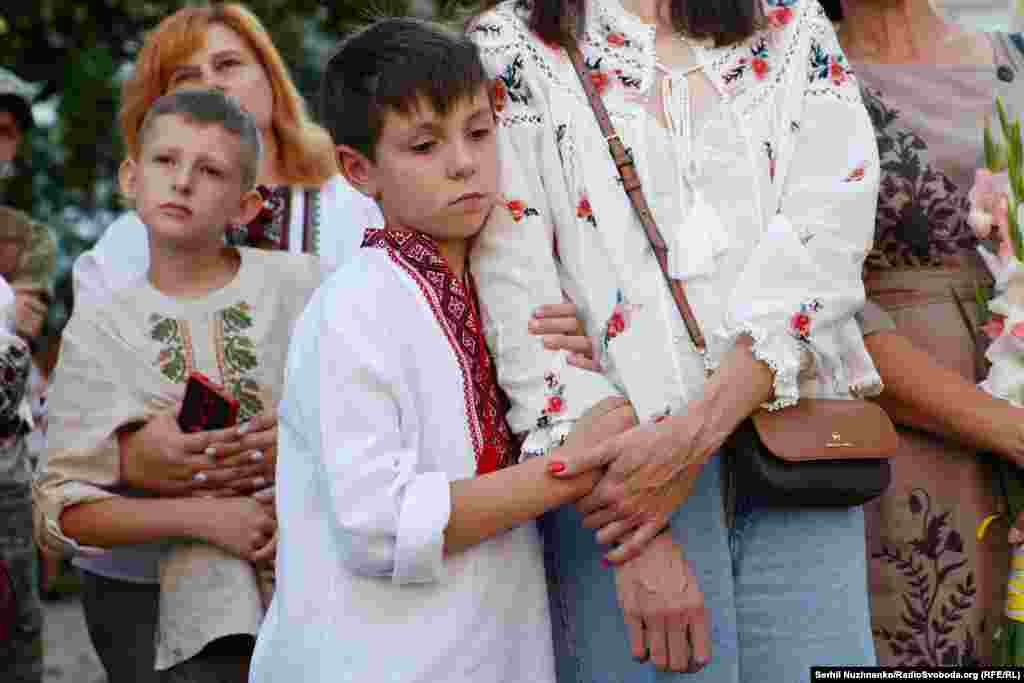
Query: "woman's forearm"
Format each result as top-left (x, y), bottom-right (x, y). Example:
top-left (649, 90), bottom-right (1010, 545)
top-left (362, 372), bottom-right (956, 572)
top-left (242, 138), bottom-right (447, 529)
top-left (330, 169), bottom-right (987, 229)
top-left (445, 451), bottom-right (600, 556)
top-left (686, 336), bottom-right (775, 458)
top-left (864, 330), bottom-right (1024, 462)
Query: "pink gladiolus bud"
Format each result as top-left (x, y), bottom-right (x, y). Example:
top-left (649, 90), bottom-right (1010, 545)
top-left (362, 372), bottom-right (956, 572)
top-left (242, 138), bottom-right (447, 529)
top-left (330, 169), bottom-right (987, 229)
top-left (969, 208), bottom-right (994, 238)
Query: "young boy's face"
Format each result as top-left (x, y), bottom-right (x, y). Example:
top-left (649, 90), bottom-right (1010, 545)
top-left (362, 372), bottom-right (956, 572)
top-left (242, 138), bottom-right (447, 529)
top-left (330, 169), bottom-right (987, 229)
top-left (347, 86), bottom-right (498, 244)
top-left (119, 113), bottom-right (259, 251)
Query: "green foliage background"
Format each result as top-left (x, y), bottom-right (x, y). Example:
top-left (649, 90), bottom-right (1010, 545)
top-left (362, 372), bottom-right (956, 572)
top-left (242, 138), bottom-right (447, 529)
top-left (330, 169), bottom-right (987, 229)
top-left (0, 0), bottom-right (479, 335)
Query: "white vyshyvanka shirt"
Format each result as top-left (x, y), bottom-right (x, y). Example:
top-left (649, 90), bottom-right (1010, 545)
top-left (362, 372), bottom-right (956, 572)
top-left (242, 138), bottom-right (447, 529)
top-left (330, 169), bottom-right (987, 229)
top-left (470, 0), bottom-right (884, 453)
top-left (250, 241), bottom-right (554, 683)
top-left (73, 174), bottom-right (381, 309)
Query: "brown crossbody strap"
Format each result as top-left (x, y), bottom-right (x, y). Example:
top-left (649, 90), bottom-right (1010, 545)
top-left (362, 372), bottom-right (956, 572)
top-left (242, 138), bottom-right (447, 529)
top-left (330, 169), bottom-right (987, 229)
top-left (566, 43), bottom-right (707, 353)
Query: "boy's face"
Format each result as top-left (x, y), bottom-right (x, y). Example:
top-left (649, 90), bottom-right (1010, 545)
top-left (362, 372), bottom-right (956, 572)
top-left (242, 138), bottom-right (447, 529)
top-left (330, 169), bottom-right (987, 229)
top-left (340, 86), bottom-right (498, 245)
top-left (119, 113), bottom-right (260, 251)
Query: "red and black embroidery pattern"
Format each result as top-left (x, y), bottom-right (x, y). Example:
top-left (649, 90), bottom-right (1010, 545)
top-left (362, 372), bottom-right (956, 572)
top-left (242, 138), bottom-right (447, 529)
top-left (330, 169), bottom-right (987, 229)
top-left (362, 228), bottom-right (516, 475)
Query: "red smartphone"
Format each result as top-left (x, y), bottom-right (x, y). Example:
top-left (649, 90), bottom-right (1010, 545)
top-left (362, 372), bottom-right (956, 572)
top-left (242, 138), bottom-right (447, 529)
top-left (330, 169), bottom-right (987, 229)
top-left (177, 372), bottom-right (240, 433)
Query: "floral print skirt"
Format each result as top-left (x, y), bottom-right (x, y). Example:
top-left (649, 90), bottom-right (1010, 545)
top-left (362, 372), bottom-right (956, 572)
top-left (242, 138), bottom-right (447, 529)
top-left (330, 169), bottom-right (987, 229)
top-left (864, 264), bottom-right (1009, 666)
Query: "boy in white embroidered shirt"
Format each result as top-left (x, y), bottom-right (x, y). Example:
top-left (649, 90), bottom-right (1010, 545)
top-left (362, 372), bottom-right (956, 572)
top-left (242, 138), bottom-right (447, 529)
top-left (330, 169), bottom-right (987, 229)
top-left (249, 18), bottom-right (635, 683)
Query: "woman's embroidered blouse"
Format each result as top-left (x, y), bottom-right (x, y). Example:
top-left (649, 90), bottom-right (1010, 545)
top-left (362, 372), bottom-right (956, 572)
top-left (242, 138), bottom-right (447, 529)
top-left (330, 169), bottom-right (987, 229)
top-left (470, 0), bottom-right (884, 454)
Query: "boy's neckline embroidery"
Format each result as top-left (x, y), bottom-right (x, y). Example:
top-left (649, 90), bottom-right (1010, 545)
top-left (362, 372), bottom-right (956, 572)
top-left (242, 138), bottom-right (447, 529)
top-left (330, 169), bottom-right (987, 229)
top-left (362, 227), bottom-right (516, 475)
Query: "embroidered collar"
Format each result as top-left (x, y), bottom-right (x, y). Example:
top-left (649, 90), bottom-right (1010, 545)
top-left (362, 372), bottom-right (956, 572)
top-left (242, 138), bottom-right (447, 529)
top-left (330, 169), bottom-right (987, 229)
top-left (575, 0), bottom-right (799, 103)
top-left (361, 227), bottom-right (516, 475)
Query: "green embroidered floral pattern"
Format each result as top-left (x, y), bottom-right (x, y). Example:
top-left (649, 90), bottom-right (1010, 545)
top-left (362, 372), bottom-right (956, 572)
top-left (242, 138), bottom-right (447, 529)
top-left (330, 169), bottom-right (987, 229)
top-left (219, 301), bottom-right (263, 420)
top-left (150, 313), bottom-right (189, 383)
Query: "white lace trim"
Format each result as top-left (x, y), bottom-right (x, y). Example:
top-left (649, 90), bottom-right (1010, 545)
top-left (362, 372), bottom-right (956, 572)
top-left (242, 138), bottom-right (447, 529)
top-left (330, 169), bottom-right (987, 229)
top-left (710, 323), bottom-right (804, 411)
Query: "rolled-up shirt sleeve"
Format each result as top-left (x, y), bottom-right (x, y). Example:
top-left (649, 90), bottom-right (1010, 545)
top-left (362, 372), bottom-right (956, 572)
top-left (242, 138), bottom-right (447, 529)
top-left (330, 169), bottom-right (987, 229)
top-left (315, 297), bottom-right (451, 585)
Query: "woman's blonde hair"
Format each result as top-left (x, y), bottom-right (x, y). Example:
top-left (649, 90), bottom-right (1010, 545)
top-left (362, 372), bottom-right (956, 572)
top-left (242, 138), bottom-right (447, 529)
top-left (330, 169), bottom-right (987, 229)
top-left (119, 3), bottom-right (336, 187)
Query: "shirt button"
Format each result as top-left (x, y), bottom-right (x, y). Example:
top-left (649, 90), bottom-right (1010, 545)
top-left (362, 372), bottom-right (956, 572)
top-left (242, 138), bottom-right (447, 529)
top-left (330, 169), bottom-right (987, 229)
top-left (997, 65), bottom-right (1014, 83)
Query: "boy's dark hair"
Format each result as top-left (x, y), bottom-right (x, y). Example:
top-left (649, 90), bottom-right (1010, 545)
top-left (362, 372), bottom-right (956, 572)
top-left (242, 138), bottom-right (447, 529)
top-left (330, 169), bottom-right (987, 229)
top-left (477, 0), bottom-right (762, 49)
top-left (137, 89), bottom-right (263, 189)
top-left (817, 0), bottom-right (842, 21)
top-left (320, 17), bottom-right (489, 161)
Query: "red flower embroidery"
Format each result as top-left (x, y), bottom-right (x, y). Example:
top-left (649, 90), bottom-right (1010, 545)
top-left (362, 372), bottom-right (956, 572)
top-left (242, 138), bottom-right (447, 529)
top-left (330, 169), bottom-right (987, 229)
top-left (577, 196), bottom-right (596, 226)
top-left (982, 315), bottom-right (1006, 340)
top-left (790, 311), bottom-right (811, 339)
top-left (577, 197), bottom-right (592, 218)
top-left (589, 69), bottom-right (611, 95)
top-left (606, 311), bottom-right (626, 339)
top-left (607, 32), bottom-right (626, 47)
top-left (546, 395), bottom-right (564, 414)
top-left (507, 198), bottom-right (526, 221)
top-left (493, 78), bottom-right (508, 113)
top-left (504, 197), bottom-right (538, 222)
top-left (845, 164), bottom-right (866, 182)
top-left (829, 61), bottom-right (848, 86)
top-left (751, 57), bottom-right (770, 80)
top-left (158, 350), bottom-right (171, 363)
top-left (767, 7), bottom-right (793, 27)
top-left (601, 291), bottom-right (642, 350)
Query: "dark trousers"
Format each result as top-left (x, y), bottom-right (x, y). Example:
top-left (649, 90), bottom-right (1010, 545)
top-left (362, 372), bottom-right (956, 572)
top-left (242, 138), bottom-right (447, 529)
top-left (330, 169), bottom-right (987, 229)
top-left (0, 485), bottom-right (42, 683)
top-left (80, 570), bottom-right (252, 683)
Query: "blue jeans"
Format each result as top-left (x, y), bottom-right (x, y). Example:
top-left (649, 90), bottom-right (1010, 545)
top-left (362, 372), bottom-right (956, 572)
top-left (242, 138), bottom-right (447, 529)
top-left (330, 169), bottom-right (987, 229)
top-left (540, 452), bottom-right (875, 682)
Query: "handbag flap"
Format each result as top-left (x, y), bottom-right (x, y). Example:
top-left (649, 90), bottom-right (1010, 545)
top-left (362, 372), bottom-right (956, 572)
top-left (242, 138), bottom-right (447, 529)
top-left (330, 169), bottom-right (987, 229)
top-left (750, 399), bottom-right (899, 462)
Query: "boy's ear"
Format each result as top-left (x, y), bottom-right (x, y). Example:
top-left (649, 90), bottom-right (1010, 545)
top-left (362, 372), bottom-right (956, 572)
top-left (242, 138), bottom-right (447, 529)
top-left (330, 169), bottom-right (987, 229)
top-left (233, 188), bottom-right (264, 227)
top-left (336, 144), bottom-right (379, 199)
top-left (118, 159), bottom-right (138, 201)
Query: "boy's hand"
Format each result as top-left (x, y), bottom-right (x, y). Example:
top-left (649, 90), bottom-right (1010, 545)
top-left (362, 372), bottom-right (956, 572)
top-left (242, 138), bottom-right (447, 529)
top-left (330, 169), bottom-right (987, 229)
top-left (614, 531), bottom-right (710, 673)
top-left (194, 497), bottom-right (276, 562)
top-left (528, 303), bottom-right (601, 372)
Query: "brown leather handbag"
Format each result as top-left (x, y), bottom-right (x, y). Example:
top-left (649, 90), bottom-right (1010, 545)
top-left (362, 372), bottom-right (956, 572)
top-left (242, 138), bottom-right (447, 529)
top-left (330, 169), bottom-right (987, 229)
top-left (567, 44), bottom-right (896, 506)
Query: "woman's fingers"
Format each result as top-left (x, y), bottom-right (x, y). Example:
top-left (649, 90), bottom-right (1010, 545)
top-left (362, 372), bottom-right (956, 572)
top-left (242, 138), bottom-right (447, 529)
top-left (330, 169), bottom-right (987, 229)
top-left (567, 352), bottom-right (602, 372)
top-left (595, 518), bottom-right (641, 546)
top-left (687, 606), bottom-right (712, 671)
top-left (667, 616), bottom-right (690, 673)
top-left (193, 463), bottom-right (266, 487)
top-left (581, 506), bottom-right (620, 530)
top-left (645, 612), bottom-right (670, 671)
top-left (531, 303), bottom-right (579, 320)
top-left (541, 333), bottom-right (593, 354)
top-left (606, 522), bottom-right (665, 565)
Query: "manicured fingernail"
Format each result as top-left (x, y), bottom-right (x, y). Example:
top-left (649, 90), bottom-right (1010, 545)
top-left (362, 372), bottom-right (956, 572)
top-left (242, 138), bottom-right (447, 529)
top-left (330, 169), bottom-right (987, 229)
top-left (250, 451), bottom-right (264, 462)
top-left (237, 422), bottom-right (251, 435)
top-left (1010, 527), bottom-right (1024, 545)
top-left (253, 477), bottom-right (268, 488)
top-left (193, 472), bottom-right (208, 482)
top-left (600, 557), bottom-right (611, 568)
top-left (548, 461), bottom-right (565, 474)
top-left (205, 446), bottom-right (216, 456)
